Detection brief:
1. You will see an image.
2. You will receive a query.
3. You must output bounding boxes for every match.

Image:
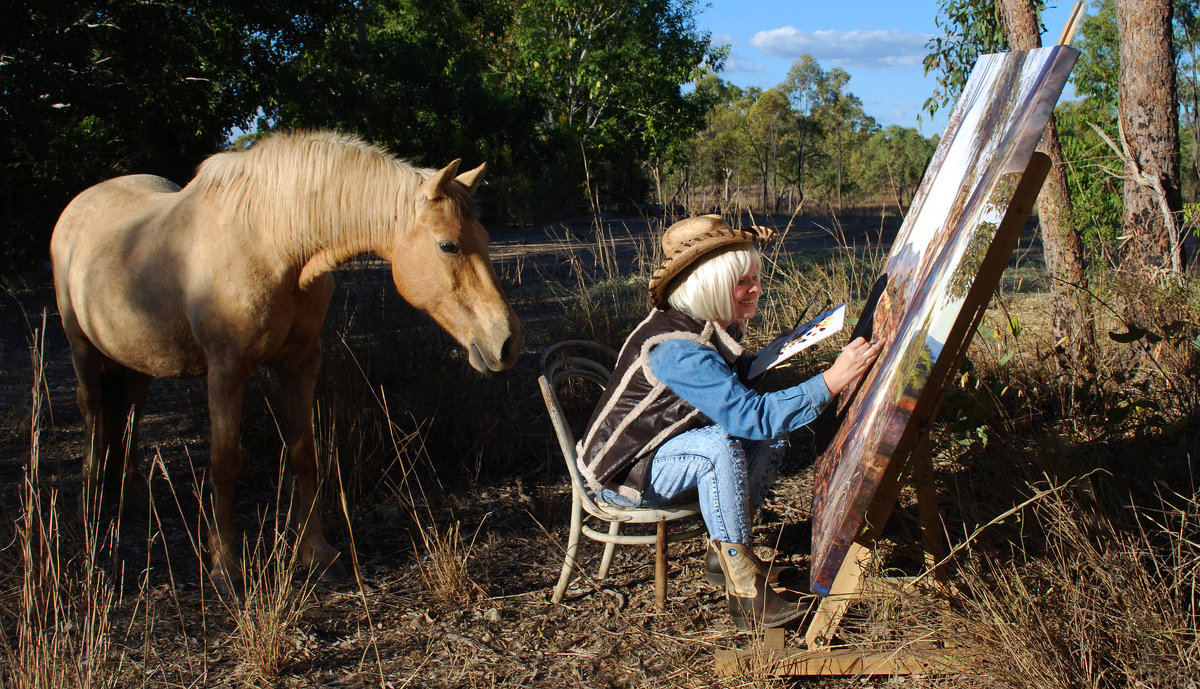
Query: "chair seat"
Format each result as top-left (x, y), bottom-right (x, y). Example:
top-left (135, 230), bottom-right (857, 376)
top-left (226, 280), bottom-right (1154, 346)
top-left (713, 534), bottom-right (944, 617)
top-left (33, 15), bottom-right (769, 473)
top-left (585, 496), bottom-right (702, 523)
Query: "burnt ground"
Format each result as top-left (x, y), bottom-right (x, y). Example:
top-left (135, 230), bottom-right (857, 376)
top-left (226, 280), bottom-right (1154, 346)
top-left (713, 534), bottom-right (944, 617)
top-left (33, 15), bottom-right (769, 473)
top-left (0, 213), bottom-right (993, 688)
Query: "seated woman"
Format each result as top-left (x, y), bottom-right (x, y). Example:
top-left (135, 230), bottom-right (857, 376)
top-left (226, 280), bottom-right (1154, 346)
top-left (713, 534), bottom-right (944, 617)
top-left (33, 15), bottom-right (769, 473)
top-left (576, 215), bottom-right (881, 630)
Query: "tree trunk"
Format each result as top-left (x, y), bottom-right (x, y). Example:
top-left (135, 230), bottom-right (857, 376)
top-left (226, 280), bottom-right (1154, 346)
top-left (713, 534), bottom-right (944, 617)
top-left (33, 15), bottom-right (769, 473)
top-left (1116, 0), bottom-right (1183, 274)
top-left (1001, 0), bottom-right (1097, 363)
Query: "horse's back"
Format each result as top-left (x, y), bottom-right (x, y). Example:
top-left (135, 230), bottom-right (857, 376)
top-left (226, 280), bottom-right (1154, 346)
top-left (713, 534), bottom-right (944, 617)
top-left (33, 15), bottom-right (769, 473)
top-left (52, 174), bottom-right (182, 253)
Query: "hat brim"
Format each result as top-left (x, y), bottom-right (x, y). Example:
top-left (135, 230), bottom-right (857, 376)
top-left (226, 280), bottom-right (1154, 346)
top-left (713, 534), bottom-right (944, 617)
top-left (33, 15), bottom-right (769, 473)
top-left (648, 225), bottom-right (774, 307)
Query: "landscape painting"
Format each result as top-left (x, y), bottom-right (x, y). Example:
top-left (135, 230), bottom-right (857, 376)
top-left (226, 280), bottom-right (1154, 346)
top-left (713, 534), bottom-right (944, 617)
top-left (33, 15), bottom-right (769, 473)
top-left (809, 45), bottom-right (1080, 596)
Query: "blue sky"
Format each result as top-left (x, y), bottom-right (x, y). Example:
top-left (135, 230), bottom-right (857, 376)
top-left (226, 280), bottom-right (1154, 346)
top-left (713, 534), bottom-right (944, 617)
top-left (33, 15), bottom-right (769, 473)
top-left (693, 0), bottom-right (1081, 135)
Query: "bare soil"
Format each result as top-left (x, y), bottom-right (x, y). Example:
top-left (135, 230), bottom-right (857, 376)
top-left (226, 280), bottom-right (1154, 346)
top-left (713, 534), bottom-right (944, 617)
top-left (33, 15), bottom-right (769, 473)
top-left (0, 213), bottom-right (988, 688)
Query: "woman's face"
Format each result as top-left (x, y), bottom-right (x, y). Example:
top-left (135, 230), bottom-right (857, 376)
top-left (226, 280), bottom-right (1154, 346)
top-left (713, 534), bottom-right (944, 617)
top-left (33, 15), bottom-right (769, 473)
top-left (730, 264), bottom-right (761, 323)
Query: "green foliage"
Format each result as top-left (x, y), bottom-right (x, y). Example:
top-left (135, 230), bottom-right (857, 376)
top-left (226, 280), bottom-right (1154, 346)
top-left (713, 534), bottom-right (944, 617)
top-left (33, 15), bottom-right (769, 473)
top-left (498, 0), bottom-right (719, 215)
top-left (862, 125), bottom-right (938, 210)
top-left (2, 0), bottom-right (313, 265)
top-left (266, 0), bottom-right (552, 217)
top-left (1072, 0), bottom-right (1119, 110)
top-left (922, 0), bottom-right (1034, 118)
top-left (1056, 101), bottom-right (1123, 244)
top-left (1175, 0), bottom-right (1200, 200)
top-left (1054, 3), bottom-right (1124, 245)
top-left (676, 55), bottom-right (898, 214)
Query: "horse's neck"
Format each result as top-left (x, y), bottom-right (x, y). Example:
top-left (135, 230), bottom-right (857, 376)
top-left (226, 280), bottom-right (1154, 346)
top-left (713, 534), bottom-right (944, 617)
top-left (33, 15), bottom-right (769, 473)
top-left (289, 172), bottom-right (414, 288)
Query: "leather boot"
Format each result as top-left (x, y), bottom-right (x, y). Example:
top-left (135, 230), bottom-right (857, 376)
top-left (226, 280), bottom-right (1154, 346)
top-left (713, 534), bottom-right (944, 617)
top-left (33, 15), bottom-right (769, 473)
top-left (704, 540), bottom-right (804, 590)
top-left (715, 541), bottom-right (806, 630)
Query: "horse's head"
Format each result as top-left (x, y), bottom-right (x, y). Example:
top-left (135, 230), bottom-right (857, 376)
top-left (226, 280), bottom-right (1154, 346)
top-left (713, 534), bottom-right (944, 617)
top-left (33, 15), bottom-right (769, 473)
top-left (389, 160), bottom-right (523, 373)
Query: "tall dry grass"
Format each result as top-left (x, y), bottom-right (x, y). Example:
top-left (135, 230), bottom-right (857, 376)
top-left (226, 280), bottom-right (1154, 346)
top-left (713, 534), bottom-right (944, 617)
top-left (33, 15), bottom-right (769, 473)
top-left (947, 486), bottom-right (1200, 687)
top-left (1, 317), bottom-right (124, 689)
top-left (909, 255), bottom-right (1200, 685)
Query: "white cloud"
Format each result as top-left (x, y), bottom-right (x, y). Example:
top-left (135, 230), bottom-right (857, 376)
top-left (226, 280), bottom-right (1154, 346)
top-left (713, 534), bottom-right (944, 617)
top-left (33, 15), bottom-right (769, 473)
top-left (723, 57), bottom-right (767, 75)
top-left (710, 31), bottom-right (740, 46)
top-left (748, 27), bottom-right (932, 71)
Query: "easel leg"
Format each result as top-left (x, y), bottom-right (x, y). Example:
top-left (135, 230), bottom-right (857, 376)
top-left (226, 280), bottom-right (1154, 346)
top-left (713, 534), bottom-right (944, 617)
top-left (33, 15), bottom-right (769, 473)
top-left (910, 432), bottom-right (948, 583)
top-left (804, 541), bottom-right (872, 649)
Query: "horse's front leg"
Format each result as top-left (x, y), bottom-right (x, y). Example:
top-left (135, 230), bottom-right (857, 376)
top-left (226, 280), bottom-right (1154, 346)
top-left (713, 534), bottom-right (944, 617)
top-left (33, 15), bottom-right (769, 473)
top-left (206, 364), bottom-right (248, 595)
top-left (279, 350), bottom-right (346, 582)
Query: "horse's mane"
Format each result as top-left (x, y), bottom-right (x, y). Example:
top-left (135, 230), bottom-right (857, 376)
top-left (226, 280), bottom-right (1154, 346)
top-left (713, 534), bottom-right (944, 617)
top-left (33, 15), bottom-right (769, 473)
top-left (190, 130), bottom-right (472, 261)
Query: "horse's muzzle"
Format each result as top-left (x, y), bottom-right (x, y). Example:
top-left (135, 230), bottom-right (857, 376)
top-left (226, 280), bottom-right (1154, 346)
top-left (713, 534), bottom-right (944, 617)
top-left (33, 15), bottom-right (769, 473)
top-left (469, 321), bottom-right (523, 373)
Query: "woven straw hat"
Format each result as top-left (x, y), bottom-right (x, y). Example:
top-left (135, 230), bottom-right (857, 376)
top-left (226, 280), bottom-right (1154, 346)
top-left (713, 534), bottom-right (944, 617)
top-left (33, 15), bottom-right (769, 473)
top-left (648, 215), bottom-right (775, 307)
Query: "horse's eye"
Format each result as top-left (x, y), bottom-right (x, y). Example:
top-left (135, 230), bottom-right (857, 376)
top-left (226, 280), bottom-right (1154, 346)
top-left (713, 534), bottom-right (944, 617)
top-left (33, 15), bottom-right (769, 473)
top-left (438, 240), bottom-right (460, 255)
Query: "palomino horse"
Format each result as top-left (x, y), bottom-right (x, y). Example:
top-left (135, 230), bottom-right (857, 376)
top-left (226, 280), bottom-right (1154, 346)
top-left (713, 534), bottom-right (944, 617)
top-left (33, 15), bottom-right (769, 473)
top-left (50, 130), bottom-right (523, 590)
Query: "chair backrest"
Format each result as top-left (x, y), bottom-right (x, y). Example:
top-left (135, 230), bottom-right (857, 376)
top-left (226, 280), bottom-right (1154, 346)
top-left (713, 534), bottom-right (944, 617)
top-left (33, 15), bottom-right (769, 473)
top-left (537, 340), bottom-right (618, 505)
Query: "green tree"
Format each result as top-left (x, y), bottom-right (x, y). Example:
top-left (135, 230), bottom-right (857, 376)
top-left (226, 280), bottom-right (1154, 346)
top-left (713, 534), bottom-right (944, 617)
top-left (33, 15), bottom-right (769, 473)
top-left (499, 0), bottom-right (718, 216)
top-left (780, 55), bottom-right (830, 211)
top-left (813, 67), bottom-right (878, 210)
top-left (682, 77), bottom-right (749, 213)
top-left (863, 125), bottom-right (938, 212)
top-left (744, 88), bottom-right (792, 213)
top-left (270, 0), bottom-right (519, 163)
top-left (1056, 0), bottom-right (1121, 244)
top-left (2, 0), bottom-right (310, 264)
top-left (1176, 0), bottom-right (1200, 199)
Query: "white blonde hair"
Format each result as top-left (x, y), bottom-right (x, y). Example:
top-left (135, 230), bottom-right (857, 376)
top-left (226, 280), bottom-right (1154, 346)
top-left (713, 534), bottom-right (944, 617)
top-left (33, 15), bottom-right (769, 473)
top-left (666, 243), bottom-right (761, 323)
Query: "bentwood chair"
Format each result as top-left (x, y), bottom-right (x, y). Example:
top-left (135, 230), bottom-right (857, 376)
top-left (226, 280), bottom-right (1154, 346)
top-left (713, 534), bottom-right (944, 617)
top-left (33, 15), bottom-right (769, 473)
top-left (538, 340), bottom-right (704, 610)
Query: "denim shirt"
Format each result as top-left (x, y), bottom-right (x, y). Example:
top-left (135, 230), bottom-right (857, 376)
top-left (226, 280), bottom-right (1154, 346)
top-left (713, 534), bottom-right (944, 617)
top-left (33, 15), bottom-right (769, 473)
top-left (647, 337), bottom-right (832, 440)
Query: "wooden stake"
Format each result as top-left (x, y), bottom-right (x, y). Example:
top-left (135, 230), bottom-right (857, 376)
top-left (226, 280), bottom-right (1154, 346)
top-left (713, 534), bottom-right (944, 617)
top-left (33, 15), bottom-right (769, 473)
top-left (1057, 1), bottom-right (1085, 46)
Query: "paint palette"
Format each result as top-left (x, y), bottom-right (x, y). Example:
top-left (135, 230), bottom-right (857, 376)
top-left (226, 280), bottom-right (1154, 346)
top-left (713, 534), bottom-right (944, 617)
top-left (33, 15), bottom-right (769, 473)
top-left (748, 303), bottom-right (846, 380)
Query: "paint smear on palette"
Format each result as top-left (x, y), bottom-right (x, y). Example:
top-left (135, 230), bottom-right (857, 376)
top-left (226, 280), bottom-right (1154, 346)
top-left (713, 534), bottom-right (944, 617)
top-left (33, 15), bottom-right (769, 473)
top-left (808, 45), bottom-right (1079, 597)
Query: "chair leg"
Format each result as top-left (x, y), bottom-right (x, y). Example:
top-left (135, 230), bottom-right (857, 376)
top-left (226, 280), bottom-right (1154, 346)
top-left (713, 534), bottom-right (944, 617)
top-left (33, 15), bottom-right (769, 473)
top-left (553, 491), bottom-right (585, 603)
top-left (597, 520), bottom-right (620, 580)
top-left (654, 521), bottom-right (667, 611)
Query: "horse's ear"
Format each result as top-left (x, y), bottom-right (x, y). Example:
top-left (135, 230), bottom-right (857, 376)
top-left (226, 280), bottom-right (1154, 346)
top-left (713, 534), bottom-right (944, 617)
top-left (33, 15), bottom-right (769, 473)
top-left (455, 162), bottom-right (487, 194)
top-left (421, 159), bottom-right (463, 200)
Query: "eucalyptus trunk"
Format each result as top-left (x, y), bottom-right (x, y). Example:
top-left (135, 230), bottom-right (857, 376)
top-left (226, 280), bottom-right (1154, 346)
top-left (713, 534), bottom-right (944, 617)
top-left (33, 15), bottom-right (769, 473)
top-left (1116, 0), bottom-right (1184, 274)
top-left (1000, 0), bottom-right (1096, 363)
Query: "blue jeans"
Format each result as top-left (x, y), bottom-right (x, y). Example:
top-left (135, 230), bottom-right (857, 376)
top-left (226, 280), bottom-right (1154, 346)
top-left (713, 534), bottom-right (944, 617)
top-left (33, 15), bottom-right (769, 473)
top-left (600, 425), bottom-right (787, 544)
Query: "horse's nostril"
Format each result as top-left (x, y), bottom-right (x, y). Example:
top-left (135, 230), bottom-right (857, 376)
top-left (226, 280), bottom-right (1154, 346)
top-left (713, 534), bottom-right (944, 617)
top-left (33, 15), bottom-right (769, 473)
top-left (502, 332), bottom-right (522, 364)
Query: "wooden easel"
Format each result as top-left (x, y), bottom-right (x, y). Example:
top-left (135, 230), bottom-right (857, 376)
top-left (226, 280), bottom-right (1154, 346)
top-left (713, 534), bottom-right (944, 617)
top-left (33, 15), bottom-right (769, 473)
top-left (716, 152), bottom-right (1052, 677)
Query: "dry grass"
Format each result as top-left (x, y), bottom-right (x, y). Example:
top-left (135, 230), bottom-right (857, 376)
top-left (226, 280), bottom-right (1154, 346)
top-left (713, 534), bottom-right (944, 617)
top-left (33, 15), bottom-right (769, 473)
top-left (411, 516), bottom-right (487, 605)
top-left (221, 475), bottom-right (322, 684)
top-left (944, 486), bottom-right (1200, 687)
top-left (2, 319), bottom-right (122, 689)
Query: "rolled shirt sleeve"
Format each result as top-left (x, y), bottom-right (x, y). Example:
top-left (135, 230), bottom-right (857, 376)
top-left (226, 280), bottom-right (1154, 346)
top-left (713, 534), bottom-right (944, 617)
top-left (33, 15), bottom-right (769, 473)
top-left (647, 338), bottom-right (832, 440)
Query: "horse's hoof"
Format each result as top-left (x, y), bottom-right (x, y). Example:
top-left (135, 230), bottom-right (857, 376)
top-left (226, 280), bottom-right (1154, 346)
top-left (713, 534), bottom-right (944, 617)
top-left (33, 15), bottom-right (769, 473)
top-left (209, 563), bottom-right (244, 602)
top-left (316, 557), bottom-right (349, 583)
top-left (123, 483), bottom-right (151, 511)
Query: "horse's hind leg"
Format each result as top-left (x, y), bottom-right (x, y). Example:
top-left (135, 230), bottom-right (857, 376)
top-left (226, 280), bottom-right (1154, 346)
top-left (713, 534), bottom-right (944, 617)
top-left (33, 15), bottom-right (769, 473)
top-left (68, 336), bottom-right (151, 515)
top-left (98, 366), bottom-right (152, 510)
top-left (278, 355), bottom-right (346, 582)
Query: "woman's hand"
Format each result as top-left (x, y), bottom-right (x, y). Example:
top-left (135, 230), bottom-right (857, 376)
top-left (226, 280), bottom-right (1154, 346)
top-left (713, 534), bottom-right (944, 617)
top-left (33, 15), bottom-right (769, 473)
top-left (822, 337), bottom-right (883, 396)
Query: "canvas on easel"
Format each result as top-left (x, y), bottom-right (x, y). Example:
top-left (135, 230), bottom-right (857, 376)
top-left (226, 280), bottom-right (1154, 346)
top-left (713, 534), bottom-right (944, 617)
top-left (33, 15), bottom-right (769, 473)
top-left (715, 41), bottom-right (1079, 677)
top-left (809, 43), bottom-right (1079, 598)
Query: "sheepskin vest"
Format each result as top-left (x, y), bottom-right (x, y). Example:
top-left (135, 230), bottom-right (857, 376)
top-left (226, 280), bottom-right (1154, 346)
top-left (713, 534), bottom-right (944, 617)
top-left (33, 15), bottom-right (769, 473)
top-left (578, 308), bottom-right (743, 501)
